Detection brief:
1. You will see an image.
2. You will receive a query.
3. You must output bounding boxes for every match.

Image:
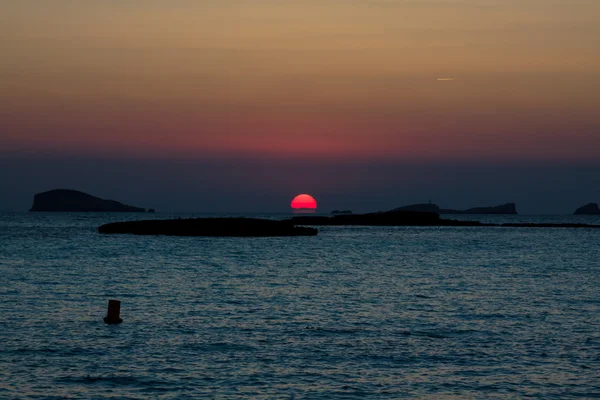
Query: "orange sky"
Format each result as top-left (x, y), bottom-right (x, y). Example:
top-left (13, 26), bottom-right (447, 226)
top-left (2, 0), bottom-right (600, 161)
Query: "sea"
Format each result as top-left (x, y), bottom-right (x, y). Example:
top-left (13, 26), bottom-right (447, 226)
top-left (0, 212), bottom-right (599, 399)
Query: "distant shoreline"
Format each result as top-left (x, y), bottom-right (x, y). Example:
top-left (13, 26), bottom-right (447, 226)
top-left (96, 211), bottom-right (600, 237)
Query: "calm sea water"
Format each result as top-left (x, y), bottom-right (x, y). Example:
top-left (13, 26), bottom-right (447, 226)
top-left (1, 212), bottom-right (599, 399)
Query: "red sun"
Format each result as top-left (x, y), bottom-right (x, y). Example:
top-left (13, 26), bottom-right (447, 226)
top-left (291, 194), bottom-right (317, 210)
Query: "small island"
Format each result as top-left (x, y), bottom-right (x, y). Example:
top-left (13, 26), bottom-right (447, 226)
top-left (30, 189), bottom-right (148, 212)
top-left (574, 203), bottom-right (600, 215)
top-left (98, 218), bottom-right (319, 237)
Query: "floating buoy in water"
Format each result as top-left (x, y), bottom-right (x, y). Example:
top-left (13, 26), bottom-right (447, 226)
top-left (103, 300), bottom-right (123, 324)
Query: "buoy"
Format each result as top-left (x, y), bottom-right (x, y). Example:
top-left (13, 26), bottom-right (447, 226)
top-left (103, 300), bottom-right (123, 324)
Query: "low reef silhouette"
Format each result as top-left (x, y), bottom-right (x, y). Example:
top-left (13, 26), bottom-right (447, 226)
top-left (291, 211), bottom-right (600, 228)
top-left (291, 211), bottom-right (487, 227)
top-left (393, 202), bottom-right (518, 215)
top-left (29, 189), bottom-right (152, 212)
top-left (574, 203), bottom-right (600, 215)
top-left (98, 218), bottom-right (319, 237)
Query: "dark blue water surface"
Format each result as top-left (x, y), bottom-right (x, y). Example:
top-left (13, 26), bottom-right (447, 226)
top-left (1, 213), bottom-right (599, 399)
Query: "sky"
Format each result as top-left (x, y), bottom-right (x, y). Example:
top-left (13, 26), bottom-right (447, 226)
top-left (1, 0), bottom-right (599, 213)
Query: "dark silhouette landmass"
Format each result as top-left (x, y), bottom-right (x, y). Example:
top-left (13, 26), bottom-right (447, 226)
top-left (290, 211), bottom-right (600, 228)
top-left (393, 203), bottom-right (518, 215)
top-left (99, 211), bottom-right (600, 236)
top-left (98, 218), bottom-right (319, 236)
top-left (291, 211), bottom-right (600, 228)
top-left (292, 211), bottom-right (488, 227)
top-left (574, 203), bottom-right (600, 215)
top-left (30, 189), bottom-right (147, 212)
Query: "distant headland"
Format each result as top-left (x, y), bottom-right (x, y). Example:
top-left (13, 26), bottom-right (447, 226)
top-left (574, 203), bottom-right (600, 215)
top-left (392, 203), bottom-right (518, 215)
top-left (29, 189), bottom-right (152, 212)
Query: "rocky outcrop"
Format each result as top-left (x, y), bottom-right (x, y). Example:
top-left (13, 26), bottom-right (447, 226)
top-left (574, 203), bottom-right (600, 215)
top-left (99, 218), bottom-right (318, 237)
top-left (30, 189), bottom-right (146, 212)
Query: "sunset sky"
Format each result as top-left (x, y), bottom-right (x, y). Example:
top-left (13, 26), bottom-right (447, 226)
top-left (1, 0), bottom-right (599, 212)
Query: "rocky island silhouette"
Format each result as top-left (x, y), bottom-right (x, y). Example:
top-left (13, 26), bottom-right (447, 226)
top-left (574, 203), bottom-right (600, 215)
top-left (29, 189), bottom-right (152, 212)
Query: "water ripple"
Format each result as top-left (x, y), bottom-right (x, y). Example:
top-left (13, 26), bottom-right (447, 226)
top-left (1, 212), bottom-right (599, 398)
